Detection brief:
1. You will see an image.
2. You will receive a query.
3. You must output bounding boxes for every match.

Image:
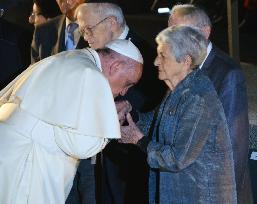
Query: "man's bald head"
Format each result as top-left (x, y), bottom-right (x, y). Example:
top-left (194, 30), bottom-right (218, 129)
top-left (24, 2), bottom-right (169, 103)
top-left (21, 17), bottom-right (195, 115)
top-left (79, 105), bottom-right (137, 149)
top-left (75, 3), bottom-right (126, 49)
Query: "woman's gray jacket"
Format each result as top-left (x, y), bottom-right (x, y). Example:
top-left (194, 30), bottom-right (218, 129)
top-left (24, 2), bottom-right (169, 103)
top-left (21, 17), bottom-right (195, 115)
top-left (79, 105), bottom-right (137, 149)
top-left (138, 70), bottom-right (237, 204)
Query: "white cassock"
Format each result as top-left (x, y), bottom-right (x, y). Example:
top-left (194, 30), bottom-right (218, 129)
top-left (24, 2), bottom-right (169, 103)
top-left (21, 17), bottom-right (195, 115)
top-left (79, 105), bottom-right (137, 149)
top-left (0, 49), bottom-right (120, 204)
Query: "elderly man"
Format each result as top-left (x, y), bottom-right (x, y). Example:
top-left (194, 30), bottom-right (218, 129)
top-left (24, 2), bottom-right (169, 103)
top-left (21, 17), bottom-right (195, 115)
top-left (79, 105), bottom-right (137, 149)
top-left (0, 39), bottom-right (143, 204)
top-left (31, 0), bottom-right (87, 63)
top-left (168, 4), bottom-right (251, 204)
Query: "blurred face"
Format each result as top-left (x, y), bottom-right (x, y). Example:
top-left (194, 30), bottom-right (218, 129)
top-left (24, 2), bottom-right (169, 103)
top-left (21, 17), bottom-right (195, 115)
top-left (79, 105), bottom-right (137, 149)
top-left (29, 3), bottom-right (47, 26)
top-left (168, 12), bottom-right (189, 27)
top-left (56, 0), bottom-right (84, 20)
top-left (108, 62), bottom-right (142, 98)
top-left (77, 10), bottom-right (113, 49)
top-left (154, 42), bottom-right (186, 90)
top-left (168, 11), bottom-right (211, 39)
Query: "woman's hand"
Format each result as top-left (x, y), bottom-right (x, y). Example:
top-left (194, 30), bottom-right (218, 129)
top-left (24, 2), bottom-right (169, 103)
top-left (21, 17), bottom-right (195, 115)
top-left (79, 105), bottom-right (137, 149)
top-left (120, 113), bottom-right (144, 144)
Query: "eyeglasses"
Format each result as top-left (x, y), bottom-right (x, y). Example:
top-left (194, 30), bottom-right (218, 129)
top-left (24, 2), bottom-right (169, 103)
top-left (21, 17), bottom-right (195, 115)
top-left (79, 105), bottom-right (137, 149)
top-left (79, 17), bottom-right (110, 36)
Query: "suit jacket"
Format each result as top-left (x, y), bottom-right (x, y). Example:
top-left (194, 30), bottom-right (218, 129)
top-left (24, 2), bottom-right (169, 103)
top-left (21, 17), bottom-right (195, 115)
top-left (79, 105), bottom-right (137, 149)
top-left (31, 15), bottom-right (88, 63)
top-left (201, 45), bottom-right (252, 203)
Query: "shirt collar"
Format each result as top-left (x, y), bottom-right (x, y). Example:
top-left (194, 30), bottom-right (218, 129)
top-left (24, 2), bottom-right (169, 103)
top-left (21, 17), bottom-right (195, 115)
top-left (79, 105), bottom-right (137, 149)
top-left (65, 17), bottom-right (78, 28)
top-left (199, 41), bottom-right (212, 69)
top-left (83, 48), bottom-right (102, 71)
top-left (118, 25), bottom-right (129, 40)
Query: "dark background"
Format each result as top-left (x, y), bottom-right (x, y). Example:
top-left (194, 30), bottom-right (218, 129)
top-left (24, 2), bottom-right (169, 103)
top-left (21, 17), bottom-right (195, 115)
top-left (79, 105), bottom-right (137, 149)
top-left (1, 0), bottom-right (257, 202)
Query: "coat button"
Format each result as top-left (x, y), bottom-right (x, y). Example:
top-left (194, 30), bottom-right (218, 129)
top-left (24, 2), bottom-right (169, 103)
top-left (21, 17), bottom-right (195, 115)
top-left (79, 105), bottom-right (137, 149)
top-left (169, 109), bottom-right (174, 115)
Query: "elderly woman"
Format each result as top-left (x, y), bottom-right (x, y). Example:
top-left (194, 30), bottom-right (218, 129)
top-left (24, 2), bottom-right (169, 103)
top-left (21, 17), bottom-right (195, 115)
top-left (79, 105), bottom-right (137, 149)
top-left (119, 25), bottom-right (237, 203)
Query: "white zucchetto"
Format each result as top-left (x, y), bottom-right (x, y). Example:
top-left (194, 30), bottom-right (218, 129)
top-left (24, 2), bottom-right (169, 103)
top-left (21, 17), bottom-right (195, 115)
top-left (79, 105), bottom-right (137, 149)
top-left (106, 39), bottom-right (143, 64)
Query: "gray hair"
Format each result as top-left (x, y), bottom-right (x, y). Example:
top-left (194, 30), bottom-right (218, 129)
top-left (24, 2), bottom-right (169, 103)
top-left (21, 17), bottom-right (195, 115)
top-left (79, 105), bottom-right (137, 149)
top-left (156, 25), bottom-right (208, 68)
top-left (170, 4), bottom-right (212, 29)
top-left (76, 3), bottom-right (126, 28)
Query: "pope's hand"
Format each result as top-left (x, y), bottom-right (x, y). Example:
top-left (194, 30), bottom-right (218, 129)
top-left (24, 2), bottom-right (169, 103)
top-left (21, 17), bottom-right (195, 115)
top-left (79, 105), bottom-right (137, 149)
top-left (119, 113), bottom-right (143, 144)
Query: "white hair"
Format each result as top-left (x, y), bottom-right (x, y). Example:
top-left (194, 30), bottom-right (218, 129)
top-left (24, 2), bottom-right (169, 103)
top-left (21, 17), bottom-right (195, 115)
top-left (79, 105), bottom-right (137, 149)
top-left (156, 25), bottom-right (208, 68)
top-left (76, 3), bottom-right (126, 28)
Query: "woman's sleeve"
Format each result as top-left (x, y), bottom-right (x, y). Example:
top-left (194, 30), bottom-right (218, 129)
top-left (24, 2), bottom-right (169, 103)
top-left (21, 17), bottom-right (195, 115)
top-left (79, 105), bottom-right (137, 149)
top-left (147, 95), bottom-right (214, 172)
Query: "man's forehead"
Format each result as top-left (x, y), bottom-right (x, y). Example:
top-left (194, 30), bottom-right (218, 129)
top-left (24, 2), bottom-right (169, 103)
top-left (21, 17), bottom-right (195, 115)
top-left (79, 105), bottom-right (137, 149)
top-left (77, 9), bottom-right (98, 23)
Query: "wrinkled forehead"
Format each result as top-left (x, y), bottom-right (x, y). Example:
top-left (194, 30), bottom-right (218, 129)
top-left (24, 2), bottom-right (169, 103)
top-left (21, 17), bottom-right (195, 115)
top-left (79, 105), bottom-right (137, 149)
top-left (157, 41), bottom-right (171, 53)
top-left (77, 8), bottom-right (100, 25)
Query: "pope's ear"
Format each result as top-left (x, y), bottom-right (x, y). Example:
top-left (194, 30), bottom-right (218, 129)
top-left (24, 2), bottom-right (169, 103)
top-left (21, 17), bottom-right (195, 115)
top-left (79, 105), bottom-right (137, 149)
top-left (109, 60), bottom-right (124, 76)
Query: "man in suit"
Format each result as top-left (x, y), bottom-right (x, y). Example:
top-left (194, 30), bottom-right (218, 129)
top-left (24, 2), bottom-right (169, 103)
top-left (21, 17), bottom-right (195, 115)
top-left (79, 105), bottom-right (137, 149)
top-left (31, 0), bottom-right (86, 63)
top-left (168, 4), bottom-right (252, 204)
top-left (76, 2), bottom-right (166, 203)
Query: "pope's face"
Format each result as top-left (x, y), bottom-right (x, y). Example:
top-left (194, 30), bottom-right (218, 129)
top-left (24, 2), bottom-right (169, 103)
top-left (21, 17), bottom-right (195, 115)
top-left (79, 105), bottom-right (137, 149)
top-left (104, 61), bottom-right (142, 98)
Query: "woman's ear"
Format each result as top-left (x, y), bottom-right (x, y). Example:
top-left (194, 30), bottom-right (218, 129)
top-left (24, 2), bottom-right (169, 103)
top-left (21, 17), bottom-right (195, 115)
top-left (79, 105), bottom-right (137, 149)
top-left (184, 55), bottom-right (192, 67)
top-left (182, 55), bottom-right (193, 73)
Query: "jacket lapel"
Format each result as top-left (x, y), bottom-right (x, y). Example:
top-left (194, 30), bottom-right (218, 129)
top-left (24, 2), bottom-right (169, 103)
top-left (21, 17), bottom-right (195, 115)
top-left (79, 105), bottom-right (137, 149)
top-left (53, 15), bottom-right (66, 53)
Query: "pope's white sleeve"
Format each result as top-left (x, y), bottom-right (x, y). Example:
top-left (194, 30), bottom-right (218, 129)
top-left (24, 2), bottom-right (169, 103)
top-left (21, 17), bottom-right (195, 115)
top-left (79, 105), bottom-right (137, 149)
top-left (53, 126), bottom-right (108, 159)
